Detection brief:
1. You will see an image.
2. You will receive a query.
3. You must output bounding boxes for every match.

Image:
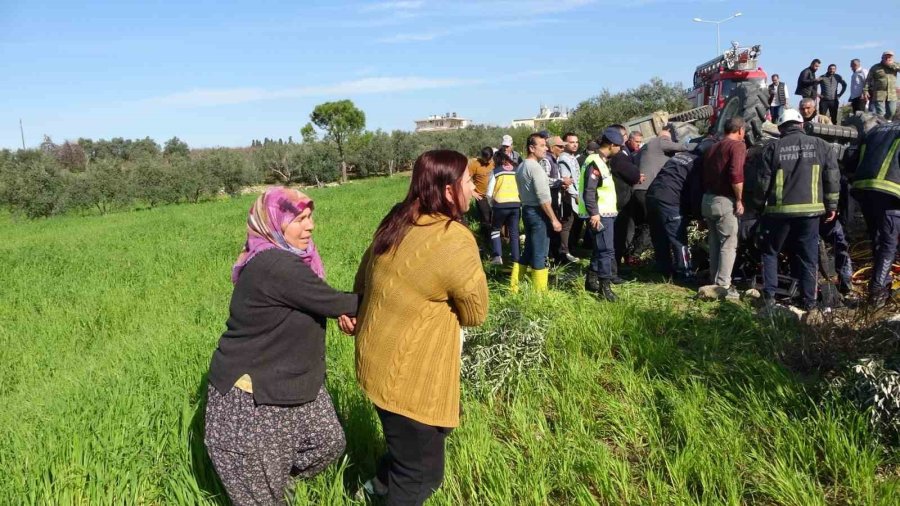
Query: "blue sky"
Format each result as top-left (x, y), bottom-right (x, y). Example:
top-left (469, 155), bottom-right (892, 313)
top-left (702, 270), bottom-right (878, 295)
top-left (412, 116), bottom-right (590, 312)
top-left (1, 0), bottom-right (895, 150)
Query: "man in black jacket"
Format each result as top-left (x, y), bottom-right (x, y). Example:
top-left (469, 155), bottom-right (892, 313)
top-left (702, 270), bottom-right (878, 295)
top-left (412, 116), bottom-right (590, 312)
top-left (611, 129), bottom-right (644, 280)
top-left (795, 59), bottom-right (822, 100)
top-left (645, 138), bottom-right (714, 280)
top-left (750, 109), bottom-right (840, 310)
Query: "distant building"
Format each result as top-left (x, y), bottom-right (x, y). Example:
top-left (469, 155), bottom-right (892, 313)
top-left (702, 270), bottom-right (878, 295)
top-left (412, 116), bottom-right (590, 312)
top-left (414, 112), bottom-right (470, 132)
top-left (511, 105), bottom-right (569, 130)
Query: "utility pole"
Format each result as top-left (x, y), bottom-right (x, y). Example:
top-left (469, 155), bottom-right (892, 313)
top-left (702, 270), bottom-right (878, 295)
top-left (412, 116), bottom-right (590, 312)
top-left (19, 119), bottom-right (26, 149)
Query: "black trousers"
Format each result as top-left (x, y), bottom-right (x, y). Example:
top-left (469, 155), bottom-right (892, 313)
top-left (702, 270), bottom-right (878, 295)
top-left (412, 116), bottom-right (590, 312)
top-left (858, 191), bottom-right (900, 298)
top-left (851, 96), bottom-right (866, 113)
top-left (375, 407), bottom-right (452, 506)
top-left (819, 98), bottom-right (839, 124)
top-left (617, 190), bottom-right (650, 262)
top-left (557, 196), bottom-right (577, 257)
top-left (472, 198), bottom-right (492, 249)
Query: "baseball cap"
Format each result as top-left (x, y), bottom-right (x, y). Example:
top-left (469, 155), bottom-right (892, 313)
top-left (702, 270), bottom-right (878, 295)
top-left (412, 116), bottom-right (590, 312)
top-left (501, 135), bottom-right (513, 146)
top-left (586, 140), bottom-right (601, 152)
top-left (884, 50), bottom-right (895, 57)
top-left (548, 135), bottom-right (565, 147)
top-left (601, 126), bottom-right (625, 146)
top-left (777, 108), bottom-right (804, 125)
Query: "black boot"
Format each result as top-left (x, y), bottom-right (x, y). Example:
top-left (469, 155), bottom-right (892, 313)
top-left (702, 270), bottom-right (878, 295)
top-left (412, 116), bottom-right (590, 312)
top-left (599, 279), bottom-right (619, 302)
top-left (585, 270), bottom-right (600, 293)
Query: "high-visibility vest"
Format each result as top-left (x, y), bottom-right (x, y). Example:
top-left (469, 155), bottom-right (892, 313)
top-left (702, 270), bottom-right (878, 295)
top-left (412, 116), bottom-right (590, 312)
top-left (490, 168), bottom-right (520, 206)
top-left (578, 153), bottom-right (617, 216)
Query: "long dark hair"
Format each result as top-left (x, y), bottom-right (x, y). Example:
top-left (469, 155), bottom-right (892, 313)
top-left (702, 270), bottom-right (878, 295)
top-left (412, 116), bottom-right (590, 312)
top-left (477, 146), bottom-right (493, 165)
top-left (372, 149), bottom-right (469, 255)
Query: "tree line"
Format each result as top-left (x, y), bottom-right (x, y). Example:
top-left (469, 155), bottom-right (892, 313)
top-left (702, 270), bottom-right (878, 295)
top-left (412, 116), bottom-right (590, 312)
top-left (0, 78), bottom-right (689, 219)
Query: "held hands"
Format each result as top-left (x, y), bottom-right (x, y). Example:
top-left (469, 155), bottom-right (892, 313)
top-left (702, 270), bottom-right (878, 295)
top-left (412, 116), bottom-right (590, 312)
top-left (337, 315), bottom-right (357, 336)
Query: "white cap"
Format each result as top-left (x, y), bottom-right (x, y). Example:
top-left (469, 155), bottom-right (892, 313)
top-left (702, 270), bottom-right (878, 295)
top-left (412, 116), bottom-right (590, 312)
top-left (777, 108), bottom-right (804, 126)
top-left (501, 134), bottom-right (513, 146)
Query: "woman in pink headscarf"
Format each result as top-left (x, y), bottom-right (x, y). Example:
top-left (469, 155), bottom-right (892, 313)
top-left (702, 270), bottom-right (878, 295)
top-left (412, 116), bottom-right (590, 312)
top-left (204, 187), bottom-right (358, 506)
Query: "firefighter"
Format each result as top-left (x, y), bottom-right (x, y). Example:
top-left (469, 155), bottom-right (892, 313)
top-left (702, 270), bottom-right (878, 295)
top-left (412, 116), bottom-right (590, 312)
top-left (751, 109), bottom-right (840, 310)
top-left (581, 127), bottom-right (624, 301)
top-left (850, 122), bottom-right (900, 308)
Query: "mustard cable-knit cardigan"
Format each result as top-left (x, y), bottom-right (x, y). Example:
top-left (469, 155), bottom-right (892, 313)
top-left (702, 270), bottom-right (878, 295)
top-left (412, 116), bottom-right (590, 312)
top-left (353, 213), bottom-right (489, 427)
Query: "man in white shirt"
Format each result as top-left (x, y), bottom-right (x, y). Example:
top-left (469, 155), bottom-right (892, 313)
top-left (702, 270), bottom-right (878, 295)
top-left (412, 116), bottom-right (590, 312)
top-left (849, 59), bottom-right (869, 113)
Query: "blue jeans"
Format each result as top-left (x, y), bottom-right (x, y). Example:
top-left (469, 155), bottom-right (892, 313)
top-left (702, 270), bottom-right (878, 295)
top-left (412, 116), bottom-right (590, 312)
top-left (521, 205), bottom-right (550, 269)
top-left (589, 216), bottom-right (616, 279)
top-left (491, 207), bottom-right (520, 262)
top-left (760, 215), bottom-right (819, 306)
top-left (873, 99), bottom-right (897, 120)
top-left (647, 198), bottom-right (691, 277)
top-left (770, 105), bottom-right (783, 122)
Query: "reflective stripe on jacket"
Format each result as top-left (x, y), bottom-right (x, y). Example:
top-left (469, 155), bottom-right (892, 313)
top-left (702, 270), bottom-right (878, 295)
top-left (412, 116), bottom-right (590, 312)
top-left (489, 167), bottom-right (521, 208)
top-left (852, 123), bottom-right (900, 199)
top-left (579, 153), bottom-right (617, 216)
top-left (754, 128), bottom-right (840, 217)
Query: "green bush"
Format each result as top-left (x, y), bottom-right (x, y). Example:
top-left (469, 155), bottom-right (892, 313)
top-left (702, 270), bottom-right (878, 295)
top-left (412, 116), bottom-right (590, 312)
top-left (0, 150), bottom-right (70, 218)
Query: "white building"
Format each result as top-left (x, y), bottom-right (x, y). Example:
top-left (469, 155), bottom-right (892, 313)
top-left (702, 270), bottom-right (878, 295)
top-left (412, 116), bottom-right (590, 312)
top-left (511, 105), bottom-right (569, 130)
top-left (414, 112), bottom-right (470, 132)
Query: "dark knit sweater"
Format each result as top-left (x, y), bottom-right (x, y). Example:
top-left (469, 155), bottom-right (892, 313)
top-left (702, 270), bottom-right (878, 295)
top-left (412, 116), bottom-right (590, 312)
top-left (208, 248), bottom-right (359, 405)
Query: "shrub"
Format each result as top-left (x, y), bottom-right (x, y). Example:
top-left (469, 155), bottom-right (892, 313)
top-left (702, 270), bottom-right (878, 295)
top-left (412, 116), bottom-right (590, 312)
top-left (0, 150), bottom-right (70, 218)
top-left (461, 306), bottom-right (549, 399)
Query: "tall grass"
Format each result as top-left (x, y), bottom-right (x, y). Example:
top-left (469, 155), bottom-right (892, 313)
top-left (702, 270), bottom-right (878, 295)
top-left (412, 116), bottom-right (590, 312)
top-left (1, 176), bottom-right (897, 504)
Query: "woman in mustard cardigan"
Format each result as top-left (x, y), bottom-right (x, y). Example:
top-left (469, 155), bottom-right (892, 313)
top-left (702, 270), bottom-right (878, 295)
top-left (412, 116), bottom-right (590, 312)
top-left (353, 150), bottom-right (489, 505)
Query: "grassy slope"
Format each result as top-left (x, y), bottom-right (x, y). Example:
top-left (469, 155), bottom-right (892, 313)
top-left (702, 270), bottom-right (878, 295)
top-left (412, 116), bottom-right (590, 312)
top-left (0, 176), bottom-right (897, 505)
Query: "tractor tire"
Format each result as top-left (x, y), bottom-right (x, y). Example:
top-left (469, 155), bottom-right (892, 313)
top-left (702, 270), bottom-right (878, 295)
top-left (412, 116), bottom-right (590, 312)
top-left (715, 82), bottom-right (770, 147)
top-left (842, 111), bottom-right (887, 138)
top-left (668, 105), bottom-right (714, 122)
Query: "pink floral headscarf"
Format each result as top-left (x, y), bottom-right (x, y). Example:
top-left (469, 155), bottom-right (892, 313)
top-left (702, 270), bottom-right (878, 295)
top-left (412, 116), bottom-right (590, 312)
top-left (231, 187), bottom-right (325, 283)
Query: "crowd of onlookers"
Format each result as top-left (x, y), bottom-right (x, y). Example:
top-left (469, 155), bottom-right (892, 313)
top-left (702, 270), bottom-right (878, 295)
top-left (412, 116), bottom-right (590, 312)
top-left (467, 49), bottom-right (899, 311)
top-left (198, 49), bottom-right (898, 506)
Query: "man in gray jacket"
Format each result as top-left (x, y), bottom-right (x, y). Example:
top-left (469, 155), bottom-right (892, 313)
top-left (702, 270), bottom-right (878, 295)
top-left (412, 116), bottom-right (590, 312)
top-left (629, 125), bottom-right (689, 262)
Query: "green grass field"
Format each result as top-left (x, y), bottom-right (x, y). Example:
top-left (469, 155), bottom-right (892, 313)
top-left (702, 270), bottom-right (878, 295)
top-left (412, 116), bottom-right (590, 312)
top-left (1, 175), bottom-right (898, 505)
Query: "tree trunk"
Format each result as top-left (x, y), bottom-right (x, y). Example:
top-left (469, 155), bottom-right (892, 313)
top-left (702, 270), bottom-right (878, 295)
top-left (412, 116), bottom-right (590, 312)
top-left (341, 160), bottom-right (348, 184)
top-left (389, 159), bottom-right (394, 177)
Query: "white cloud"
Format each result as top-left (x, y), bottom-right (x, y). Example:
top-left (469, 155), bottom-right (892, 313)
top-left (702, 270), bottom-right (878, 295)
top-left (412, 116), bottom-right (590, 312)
top-left (360, 1), bottom-right (425, 12)
top-left (840, 41), bottom-right (885, 50)
top-left (376, 31), bottom-right (445, 43)
top-left (143, 76), bottom-right (481, 108)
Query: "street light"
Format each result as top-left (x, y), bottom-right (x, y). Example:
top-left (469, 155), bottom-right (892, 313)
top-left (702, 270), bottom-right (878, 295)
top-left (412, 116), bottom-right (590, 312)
top-left (693, 12), bottom-right (742, 56)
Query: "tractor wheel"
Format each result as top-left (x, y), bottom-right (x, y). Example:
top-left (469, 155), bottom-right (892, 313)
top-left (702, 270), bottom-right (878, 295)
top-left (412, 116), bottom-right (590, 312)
top-left (715, 82), bottom-right (770, 147)
top-left (669, 105), bottom-right (714, 122)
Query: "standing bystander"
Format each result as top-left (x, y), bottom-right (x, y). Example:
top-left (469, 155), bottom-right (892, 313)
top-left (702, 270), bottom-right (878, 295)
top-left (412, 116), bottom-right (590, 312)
top-left (864, 50), bottom-right (900, 120)
top-left (467, 147), bottom-right (495, 253)
top-left (849, 59), bottom-right (869, 113)
top-left (818, 64), bottom-right (847, 125)
top-left (516, 134), bottom-right (562, 292)
top-left (701, 118), bottom-right (747, 298)
top-left (796, 59), bottom-right (822, 100)
top-left (769, 74), bottom-right (788, 122)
